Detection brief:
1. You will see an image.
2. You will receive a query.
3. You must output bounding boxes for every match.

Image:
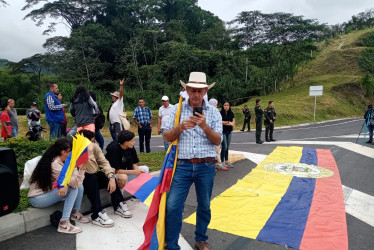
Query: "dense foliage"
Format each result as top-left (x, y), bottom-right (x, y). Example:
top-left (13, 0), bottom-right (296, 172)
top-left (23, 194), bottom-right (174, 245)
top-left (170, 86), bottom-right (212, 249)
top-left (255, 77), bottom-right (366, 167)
top-left (0, 1), bottom-right (333, 110)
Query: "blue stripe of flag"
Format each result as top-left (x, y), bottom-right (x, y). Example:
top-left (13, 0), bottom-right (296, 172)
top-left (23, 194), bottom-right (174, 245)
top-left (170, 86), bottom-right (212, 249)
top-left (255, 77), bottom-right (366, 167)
top-left (256, 148), bottom-right (317, 248)
top-left (133, 177), bottom-right (159, 202)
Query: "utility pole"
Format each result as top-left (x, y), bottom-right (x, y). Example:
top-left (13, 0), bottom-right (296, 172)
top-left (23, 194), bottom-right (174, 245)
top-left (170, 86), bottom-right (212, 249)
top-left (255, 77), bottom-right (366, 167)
top-left (245, 58), bottom-right (248, 83)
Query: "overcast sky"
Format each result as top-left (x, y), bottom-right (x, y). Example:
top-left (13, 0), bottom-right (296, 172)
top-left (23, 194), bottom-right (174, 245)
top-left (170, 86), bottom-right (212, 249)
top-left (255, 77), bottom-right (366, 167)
top-left (0, 0), bottom-right (373, 62)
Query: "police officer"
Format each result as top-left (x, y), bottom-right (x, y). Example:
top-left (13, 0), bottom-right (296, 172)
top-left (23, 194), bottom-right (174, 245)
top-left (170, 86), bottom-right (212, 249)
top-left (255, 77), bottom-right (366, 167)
top-left (264, 101), bottom-right (277, 142)
top-left (255, 99), bottom-right (264, 144)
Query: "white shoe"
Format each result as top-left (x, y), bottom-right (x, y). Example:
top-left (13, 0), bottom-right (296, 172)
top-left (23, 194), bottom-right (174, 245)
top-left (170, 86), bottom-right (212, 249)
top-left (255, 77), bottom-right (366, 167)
top-left (115, 202), bottom-right (132, 218)
top-left (92, 210), bottom-right (114, 228)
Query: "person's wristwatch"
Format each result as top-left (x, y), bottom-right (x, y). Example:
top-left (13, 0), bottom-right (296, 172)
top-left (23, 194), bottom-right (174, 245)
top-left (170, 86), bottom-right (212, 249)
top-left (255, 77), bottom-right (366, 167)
top-left (109, 174), bottom-right (117, 180)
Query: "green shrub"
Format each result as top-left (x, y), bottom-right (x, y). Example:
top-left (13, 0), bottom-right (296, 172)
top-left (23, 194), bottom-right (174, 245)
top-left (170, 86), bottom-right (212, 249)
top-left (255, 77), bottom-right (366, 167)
top-left (358, 48), bottom-right (374, 74)
top-left (357, 32), bottom-right (374, 47)
top-left (0, 137), bottom-right (53, 177)
top-left (361, 74), bottom-right (374, 96)
top-left (13, 189), bottom-right (31, 213)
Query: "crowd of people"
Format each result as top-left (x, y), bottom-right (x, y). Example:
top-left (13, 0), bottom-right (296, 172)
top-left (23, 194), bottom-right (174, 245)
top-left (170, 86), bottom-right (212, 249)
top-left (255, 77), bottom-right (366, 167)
top-left (2, 71), bottom-right (374, 250)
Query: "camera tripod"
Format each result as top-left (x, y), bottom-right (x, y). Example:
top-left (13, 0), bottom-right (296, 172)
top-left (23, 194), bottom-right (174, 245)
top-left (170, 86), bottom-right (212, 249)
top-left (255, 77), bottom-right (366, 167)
top-left (356, 110), bottom-right (374, 146)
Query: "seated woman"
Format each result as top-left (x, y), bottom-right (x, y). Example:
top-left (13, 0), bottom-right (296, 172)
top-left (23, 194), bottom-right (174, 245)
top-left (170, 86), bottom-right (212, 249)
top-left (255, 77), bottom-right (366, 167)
top-left (28, 138), bottom-right (90, 234)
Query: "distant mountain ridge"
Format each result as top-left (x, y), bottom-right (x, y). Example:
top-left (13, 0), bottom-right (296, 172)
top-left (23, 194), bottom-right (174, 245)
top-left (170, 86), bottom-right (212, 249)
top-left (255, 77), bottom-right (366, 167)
top-left (0, 58), bottom-right (12, 67)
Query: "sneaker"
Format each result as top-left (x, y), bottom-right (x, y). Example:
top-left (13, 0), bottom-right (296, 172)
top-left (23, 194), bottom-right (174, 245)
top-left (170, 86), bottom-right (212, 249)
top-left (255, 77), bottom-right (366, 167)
top-left (216, 164), bottom-right (228, 171)
top-left (92, 210), bottom-right (114, 228)
top-left (224, 162), bottom-right (234, 168)
top-left (115, 202), bottom-right (132, 218)
top-left (270, 139), bottom-right (276, 141)
top-left (366, 140), bottom-right (373, 143)
top-left (71, 210), bottom-right (90, 224)
top-left (240, 130), bottom-right (244, 132)
top-left (57, 220), bottom-right (82, 234)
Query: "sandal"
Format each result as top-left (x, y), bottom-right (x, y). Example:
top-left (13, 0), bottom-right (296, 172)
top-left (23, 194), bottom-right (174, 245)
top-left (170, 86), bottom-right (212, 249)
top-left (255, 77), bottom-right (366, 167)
top-left (216, 164), bottom-right (228, 171)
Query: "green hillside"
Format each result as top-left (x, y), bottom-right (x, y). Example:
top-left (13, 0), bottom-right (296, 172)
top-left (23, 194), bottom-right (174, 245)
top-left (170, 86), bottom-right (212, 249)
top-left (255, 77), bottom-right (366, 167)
top-left (234, 29), bottom-right (374, 127)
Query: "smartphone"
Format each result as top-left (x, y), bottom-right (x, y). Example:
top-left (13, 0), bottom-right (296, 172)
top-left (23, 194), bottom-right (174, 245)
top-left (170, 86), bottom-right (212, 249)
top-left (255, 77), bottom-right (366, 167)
top-left (193, 107), bottom-right (203, 116)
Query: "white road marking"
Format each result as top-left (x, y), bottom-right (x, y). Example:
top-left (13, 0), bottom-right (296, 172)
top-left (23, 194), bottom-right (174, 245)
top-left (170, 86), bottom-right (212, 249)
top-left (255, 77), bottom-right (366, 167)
top-left (229, 149), bottom-right (374, 227)
top-left (231, 140), bottom-right (374, 159)
top-left (276, 119), bottom-right (361, 131)
top-left (76, 200), bottom-right (192, 250)
top-left (343, 185), bottom-right (374, 227)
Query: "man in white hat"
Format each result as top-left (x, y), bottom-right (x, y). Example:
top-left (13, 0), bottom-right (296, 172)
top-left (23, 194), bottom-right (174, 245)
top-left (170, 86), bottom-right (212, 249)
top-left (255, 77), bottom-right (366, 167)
top-left (157, 95), bottom-right (174, 151)
top-left (108, 79), bottom-right (124, 141)
top-left (163, 72), bottom-right (222, 250)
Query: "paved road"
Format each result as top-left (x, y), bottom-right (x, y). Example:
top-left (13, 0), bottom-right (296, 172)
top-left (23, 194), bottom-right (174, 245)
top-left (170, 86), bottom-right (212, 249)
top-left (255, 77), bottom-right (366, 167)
top-left (1, 118), bottom-right (373, 250)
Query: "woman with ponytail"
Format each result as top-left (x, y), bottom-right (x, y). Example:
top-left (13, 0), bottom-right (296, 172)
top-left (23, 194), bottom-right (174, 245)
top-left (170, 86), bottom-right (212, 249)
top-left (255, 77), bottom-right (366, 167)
top-left (28, 138), bottom-right (90, 234)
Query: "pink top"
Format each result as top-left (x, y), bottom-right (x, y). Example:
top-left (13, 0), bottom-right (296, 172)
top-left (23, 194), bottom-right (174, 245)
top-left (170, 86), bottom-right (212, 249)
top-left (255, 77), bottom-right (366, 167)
top-left (28, 156), bottom-right (85, 197)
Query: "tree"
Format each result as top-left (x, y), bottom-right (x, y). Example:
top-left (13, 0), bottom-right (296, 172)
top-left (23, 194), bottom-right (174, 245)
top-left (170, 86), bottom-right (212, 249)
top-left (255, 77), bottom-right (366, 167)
top-left (7, 54), bottom-right (53, 86)
top-left (22, 0), bottom-right (107, 34)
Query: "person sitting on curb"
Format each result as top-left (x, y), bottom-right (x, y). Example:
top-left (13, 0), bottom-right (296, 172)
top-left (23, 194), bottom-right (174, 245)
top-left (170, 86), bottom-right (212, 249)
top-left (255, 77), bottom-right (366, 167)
top-left (78, 129), bottom-right (132, 225)
top-left (105, 130), bottom-right (149, 187)
top-left (28, 138), bottom-right (90, 234)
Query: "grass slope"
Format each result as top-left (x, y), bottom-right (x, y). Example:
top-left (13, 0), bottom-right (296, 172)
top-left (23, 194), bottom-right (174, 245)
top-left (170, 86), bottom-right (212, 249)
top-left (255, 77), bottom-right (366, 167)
top-left (234, 29), bottom-right (374, 127)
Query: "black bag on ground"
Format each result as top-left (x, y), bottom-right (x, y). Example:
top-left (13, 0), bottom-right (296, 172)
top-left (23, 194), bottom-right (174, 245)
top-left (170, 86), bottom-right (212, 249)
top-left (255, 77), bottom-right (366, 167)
top-left (95, 106), bottom-right (105, 130)
top-left (0, 148), bottom-right (19, 217)
top-left (50, 210), bottom-right (62, 227)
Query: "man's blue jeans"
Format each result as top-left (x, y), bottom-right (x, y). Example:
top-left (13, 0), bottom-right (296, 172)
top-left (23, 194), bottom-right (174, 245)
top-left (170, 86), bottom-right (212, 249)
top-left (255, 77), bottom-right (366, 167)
top-left (161, 128), bottom-right (169, 151)
top-left (11, 127), bottom-right (18, 138)
top-left (48, 122), bottom-right (62, 140)
top-left (165, 160), bottom-right (216, 250)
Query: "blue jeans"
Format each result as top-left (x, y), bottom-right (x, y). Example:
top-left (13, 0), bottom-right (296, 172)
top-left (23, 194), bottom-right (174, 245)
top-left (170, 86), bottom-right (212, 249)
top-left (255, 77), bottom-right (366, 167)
top-left (368, 124), bottom-right (373, 142)
top-left (48, 122), bottom-right (62, 140)
top-left (109, 124), bottom-right (116, 141)
top-left (165, 160), bottom-right (216, 250)
top-left (29, 185), bottom-right (84, 220)
top-left (95, 129), bottom-right (104, 150)
top-left (220, 132), bottom-right (232, 162)
top-left (161, 128), bottom-right (169, 151)
top-left (11, 127), bottom-right (18, 138)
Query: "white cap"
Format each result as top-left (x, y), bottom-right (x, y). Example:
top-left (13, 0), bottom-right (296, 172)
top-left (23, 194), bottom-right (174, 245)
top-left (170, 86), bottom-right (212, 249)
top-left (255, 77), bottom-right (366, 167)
top-left (161, 96), bottom-right (169, 101)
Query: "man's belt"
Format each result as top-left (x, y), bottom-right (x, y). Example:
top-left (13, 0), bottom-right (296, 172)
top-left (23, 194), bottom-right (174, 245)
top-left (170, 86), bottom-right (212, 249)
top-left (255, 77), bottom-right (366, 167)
top-left (179, 157), bottom-right (217, 164)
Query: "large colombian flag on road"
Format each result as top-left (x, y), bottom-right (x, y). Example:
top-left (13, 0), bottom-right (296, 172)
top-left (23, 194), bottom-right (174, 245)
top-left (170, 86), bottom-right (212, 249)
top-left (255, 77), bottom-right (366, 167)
top-left (184, 146), bottom-right (348, 250)
top-left (139, 96), bottom-right (183, 250)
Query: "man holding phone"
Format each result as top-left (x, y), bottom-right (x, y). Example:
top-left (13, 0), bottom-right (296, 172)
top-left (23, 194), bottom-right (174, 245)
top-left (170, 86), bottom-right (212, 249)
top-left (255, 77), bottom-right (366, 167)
top-left (163, 72), bottom-right (222, 250)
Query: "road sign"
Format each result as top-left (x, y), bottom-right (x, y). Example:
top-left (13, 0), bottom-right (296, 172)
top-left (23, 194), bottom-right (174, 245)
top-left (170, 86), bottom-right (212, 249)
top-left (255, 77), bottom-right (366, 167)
top-left (309, 86), bottom-right (323, 121)
top-left (309, 86), bottom-right (323, 96)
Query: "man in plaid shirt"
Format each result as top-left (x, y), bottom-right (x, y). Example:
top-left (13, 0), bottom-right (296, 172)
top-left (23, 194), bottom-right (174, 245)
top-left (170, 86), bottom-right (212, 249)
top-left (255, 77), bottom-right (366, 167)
top-left (133, 98), bottom-right (153, 153)
top-left (163, 72), bottom-right (222, 250)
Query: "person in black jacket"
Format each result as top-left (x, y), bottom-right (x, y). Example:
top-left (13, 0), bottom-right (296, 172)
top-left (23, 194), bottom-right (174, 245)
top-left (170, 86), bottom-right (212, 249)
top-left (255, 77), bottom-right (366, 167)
top-left (254, 99), bottom-right (264, 144)
top-left (264, 101), bottom-right (277, 142)
top-left (240, 105), bottom-right (251, 132)
top-left (364, 104), bottom-right (374, 143)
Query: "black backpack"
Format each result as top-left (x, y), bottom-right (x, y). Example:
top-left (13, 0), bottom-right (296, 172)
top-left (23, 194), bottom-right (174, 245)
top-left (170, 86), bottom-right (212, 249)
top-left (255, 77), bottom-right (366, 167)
top-left (50, 210), bottom-right (62, 227)
top-left (95, 106), bottom-right (105, 130)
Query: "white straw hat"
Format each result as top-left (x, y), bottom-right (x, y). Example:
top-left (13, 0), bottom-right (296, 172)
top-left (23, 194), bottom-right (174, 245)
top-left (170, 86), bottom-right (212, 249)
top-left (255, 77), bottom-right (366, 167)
top-left (180, 72), bottom-right (215, 89)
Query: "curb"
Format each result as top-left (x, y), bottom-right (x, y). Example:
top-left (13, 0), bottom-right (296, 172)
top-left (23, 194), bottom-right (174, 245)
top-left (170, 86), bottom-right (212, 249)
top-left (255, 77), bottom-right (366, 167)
top-left (0, 171), bottom-right (160, 243)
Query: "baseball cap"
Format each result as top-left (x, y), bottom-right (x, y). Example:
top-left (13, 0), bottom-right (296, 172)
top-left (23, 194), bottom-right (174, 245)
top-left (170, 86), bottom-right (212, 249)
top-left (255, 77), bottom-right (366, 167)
top-left (31, 102), bottom-right (37, 106)
top-left (161, 96), bottom-right (169, 101)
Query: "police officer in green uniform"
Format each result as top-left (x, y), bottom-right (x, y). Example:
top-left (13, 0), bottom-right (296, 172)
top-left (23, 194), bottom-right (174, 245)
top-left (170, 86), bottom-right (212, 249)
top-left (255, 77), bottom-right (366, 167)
top-left (264, 100), bottom-right (277, 142)
top-left (254, 99), bottom-right (264, 144)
